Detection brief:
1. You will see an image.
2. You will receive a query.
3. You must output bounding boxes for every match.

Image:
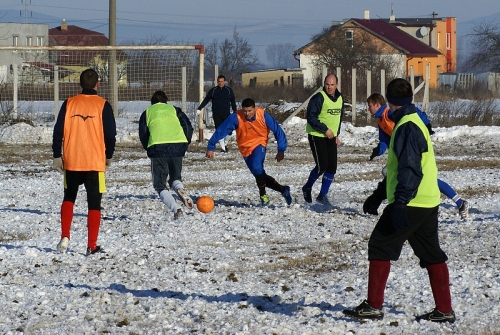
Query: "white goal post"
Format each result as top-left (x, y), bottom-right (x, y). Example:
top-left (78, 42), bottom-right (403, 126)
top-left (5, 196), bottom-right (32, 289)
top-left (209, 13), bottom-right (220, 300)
top-left (0, 44), bottom-right (205, 138)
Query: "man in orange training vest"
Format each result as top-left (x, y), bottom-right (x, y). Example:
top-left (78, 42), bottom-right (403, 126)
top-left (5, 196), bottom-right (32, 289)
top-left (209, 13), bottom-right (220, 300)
top-left (52, 68), bottom-right (116, 256)
top-left (205, 98), bottom-right (292, 206)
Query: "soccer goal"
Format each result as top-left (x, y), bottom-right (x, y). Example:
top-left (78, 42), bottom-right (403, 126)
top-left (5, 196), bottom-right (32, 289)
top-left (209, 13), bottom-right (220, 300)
top-left (0, 45), bottom-right (205, 133)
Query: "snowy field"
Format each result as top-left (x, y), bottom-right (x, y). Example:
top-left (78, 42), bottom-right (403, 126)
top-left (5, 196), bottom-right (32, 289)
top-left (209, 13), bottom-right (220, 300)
top-left (0, 101), bottom-right (499, 334)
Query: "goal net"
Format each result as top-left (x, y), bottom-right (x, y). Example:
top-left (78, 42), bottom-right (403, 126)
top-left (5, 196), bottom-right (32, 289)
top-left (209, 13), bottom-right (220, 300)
top-left (0, 45), bottom-right (204, 132)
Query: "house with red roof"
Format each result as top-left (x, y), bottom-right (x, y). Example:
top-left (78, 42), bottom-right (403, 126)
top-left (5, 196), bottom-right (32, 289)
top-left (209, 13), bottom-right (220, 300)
top-left (294, 11), bottom-right (455, 89)
top-left (49, 19), bottom-right (127, 85)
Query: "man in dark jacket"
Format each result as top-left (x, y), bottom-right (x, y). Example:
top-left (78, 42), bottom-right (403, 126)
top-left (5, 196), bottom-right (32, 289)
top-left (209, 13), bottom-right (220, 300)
top-left (197, 74), bottom-right (237, 152)
top-left (139, 91), bottom-right (194, 220)
top-left (52, 68), bottom-right (116, 256)
top-left (343, 78), bottom-right (456, 323)
top-left (301, 74), bottom-right (344, 205)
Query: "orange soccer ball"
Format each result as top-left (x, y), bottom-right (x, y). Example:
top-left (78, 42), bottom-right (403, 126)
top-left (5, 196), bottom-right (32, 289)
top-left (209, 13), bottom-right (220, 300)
top-left (197, 195), bottom-right (215, 213)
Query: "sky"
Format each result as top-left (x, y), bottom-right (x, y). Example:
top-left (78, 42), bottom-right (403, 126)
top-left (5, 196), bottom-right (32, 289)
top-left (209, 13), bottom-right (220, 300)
top-left (3, 0), bottom-right (500, 66)
top-left (1, 100), bottom-right (500, 333)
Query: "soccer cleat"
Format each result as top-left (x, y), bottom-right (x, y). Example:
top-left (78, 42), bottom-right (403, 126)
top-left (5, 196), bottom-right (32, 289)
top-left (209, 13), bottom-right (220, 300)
top-left (302, 185), bottom-right (312, 203)
top-left (86, 246), bottom-right (105, 256)
top-left (282, 186), bottom-right (292, 205)
top-left (220, 148), bottom-right (228, 153)
top-left (343, 300), bottom-right (384, 320)
top-left (458, 200), bottom-right (470, 220)
top-left (177, 188), bottom-right (194, 209)
top-left (316, 194), bottom-right (331, 205)
top-left (416, 308), bottom-right (456, 323)
top-left (57, 237), bottom-right (69, 253)
top-left (174, 208), bottom-right (183, 220)
top-left (260, 194), bottom-right (270, 206)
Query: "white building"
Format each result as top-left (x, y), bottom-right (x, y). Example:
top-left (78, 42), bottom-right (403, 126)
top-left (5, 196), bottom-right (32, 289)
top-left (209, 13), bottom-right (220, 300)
top-left (0, 23), bottom-right (49, 83)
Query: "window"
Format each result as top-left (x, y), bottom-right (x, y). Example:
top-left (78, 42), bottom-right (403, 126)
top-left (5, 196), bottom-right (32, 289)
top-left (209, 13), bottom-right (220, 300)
top-left (446, 32), bottom-right (451, 50)
top-left (437, 32), bottom-right (440, 48)
top-left (26, 36), bottom-right (32, 46)
top-left (37, 36), bottom-right (44, 46)
top-left (345, 30), bottom-right (354, 48)
top-left (13, 35), bottom-right (19, 46)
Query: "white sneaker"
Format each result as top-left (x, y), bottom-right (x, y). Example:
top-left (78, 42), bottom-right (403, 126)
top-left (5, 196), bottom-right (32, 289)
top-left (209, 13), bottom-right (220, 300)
top-left (57, 237), bottom-right (69, 253)
top-left (177, 188), bottom-right (194, 209)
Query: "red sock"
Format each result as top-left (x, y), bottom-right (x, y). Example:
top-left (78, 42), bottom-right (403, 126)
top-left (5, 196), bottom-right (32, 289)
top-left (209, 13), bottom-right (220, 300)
top-left (427, 262), bottom-right (453, 313)
top-left (87, 210), bottom-right (101, 250)
top-left (60, 201), bottom-right (74, 239)
top-left (367, 260), bottom-right (391, 309)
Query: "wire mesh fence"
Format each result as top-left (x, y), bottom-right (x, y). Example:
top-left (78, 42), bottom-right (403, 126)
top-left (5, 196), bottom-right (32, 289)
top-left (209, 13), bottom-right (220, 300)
top-left (0, 45), bottom-right (204, 129)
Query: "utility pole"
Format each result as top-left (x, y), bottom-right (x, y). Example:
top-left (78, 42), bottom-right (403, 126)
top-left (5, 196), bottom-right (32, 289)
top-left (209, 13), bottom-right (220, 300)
top-left (109, 0), bottom-right (118, 117)
top-left (21, 0), bottom-right (32, 23)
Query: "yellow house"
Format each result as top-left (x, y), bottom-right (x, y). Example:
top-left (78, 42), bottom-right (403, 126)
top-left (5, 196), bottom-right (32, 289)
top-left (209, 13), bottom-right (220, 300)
top-left (241, 68), bottom-right (304, 87)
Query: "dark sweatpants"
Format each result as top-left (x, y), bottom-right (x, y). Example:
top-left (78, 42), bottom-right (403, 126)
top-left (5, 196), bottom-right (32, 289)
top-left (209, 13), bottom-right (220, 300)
top-left (368, 204), bottom-right (448, 268)
top-left (213, 111), bottom-right (231, 129)
top-left (308, 134), bottom-right (338, 175)
top-left (150, 156), bottom-right (183, 194)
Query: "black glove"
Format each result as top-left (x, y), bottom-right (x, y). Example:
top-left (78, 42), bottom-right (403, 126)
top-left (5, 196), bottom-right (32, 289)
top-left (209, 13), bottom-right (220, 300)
top-left (426, 123), bottom-right (435, 135)
top-left (391, 202), bottom-right (410, 230)
top-left (363, 193), bottom-right (383, 215)
top-left (369, 144), bottom-right (380, 161)
top-left (363, 177), bottom-right (387, 215)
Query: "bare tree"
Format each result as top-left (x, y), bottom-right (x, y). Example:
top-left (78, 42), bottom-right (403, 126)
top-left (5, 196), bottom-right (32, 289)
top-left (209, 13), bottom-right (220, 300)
top-left (266, 43), bottom-right (297, 68)
top-left (205, 28), bottom-right (259, 81)
top-left (307, 25), bottom-right (398, 95)
top-left (463, 21), bottom-right (500, 72)
top-left (125, 35), bottom-right (198, 97)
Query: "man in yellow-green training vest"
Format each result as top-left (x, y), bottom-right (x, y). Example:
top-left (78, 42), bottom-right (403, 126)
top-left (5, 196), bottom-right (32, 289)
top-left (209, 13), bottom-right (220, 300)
top-left (343, 78), bottom-right (456, 324)
top-left (301, 74), bottom-right (344, 205)
top-left (139, 91), bottom-right (194, 220)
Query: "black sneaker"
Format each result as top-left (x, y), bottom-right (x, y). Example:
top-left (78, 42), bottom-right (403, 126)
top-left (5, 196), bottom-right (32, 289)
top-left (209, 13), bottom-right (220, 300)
top-left (343, 300), bottom-right (384, 320)
top-left (316, 194), bottom-right (332, 206)
top-left (86, 246), bottom-right (105, 256)
top-left (220, 148), bottom-right (228, 153)
top-left (302, 185), bottom-right (312, 203)
top-left (282, 186), bottom-right (292, 205)
top-left (416, 308), bottom-right (456, 323)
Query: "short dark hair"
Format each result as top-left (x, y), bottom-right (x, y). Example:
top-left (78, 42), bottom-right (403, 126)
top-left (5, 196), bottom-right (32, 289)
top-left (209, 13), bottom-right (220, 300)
top-left (217, 75), bottom-right (226, 81)
top-left (367, 93), bottom-right (386, 105)
top-left (386, 78), bottom-right (413, 99)
top-left (151, 91), bottom-right (168, 104)
top-left (241, 98), bottom-right (255, 108)
top-left (80, 69), bottom-right (99, 89)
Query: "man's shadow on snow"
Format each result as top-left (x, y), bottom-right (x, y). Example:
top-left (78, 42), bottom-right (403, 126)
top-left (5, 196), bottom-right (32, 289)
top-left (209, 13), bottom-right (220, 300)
top-left (66, 282), bottom-right (350, 320)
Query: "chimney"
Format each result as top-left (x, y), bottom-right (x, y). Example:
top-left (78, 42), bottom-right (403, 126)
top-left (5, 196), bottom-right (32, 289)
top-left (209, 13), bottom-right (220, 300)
top-left (61, 18), bottom-right (67, 31)
top-left (364, 10), bottom-right (370, 20)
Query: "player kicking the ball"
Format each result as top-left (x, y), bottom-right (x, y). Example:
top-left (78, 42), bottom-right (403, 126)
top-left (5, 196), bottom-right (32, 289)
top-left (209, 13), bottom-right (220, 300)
top-left (206, 98), bottom-right (292, 207)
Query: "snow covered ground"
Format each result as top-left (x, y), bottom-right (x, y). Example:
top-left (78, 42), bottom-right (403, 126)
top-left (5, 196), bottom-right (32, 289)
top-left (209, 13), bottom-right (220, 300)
top-left (0, 102), bottom-right (499, 334)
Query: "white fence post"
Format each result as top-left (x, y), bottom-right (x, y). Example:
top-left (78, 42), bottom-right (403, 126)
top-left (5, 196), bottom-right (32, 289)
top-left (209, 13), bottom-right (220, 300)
top-left (351, 68), bottom-right (356, 125)
top-left (13, 64), bottom-right (18, 119)
top-left (54, 65), bottom-right (59, 119)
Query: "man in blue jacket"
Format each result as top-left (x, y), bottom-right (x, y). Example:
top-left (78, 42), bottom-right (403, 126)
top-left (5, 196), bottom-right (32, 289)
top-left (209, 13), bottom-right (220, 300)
top-left (343, 78), bottom-right (456, 323)
top-left (364, 93), bottom-right (469, 220)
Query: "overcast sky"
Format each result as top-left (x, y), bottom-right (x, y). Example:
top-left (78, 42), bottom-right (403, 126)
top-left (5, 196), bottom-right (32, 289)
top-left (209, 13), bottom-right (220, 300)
top-left (4, 0), bottom-right (500, 65)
